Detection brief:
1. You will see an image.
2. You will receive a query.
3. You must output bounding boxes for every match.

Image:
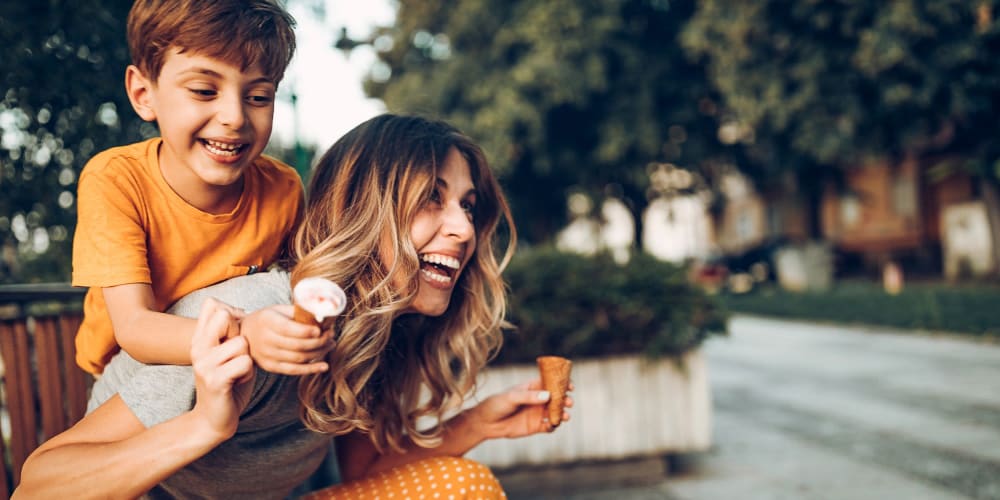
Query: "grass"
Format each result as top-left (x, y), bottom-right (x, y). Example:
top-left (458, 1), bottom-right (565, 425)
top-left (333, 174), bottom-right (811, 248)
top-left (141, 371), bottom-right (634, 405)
top-left (719, 280), bottom-right (1000, 338)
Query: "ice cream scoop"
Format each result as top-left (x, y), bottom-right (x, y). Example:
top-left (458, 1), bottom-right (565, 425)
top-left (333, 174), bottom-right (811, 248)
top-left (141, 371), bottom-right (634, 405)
top-left (292, 277), bottom-right (347, 327)
top-left (536, 355), bottom-right (572, 427)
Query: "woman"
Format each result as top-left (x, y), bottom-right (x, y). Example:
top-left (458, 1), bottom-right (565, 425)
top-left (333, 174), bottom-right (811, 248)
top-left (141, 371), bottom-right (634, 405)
top-left (14, 114), bottom-right (569, 499)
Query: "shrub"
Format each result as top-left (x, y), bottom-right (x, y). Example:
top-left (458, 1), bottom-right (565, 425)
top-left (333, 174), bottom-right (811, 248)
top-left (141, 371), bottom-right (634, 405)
top-left (721, 281), bottom-right (1000, 337)
top-left (493, 247), bottom-right (728, 365)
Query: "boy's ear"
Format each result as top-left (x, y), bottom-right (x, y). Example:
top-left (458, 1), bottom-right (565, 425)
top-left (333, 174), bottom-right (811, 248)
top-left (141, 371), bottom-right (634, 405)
top-left (125, 65), bottom-right (157, 122)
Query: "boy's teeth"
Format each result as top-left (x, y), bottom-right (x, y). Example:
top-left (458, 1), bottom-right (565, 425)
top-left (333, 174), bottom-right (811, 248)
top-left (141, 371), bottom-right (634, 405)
top-left (204, 140), bottom-right (243, 156)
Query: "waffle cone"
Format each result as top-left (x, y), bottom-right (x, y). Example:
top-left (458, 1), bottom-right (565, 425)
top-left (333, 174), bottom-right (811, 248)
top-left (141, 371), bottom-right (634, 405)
top-left (292, 303), bottom-right (320, 327)
top-left (537, 355), bottom-right (572, 427)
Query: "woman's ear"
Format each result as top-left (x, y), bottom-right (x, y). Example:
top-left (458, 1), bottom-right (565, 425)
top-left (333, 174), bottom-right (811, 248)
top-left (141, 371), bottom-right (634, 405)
top-left (125, 65), bottom-right (157, 122)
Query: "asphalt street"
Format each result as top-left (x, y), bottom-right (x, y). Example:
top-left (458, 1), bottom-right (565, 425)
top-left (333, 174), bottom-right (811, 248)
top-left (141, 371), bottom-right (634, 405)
top-left (498, 315), bottom-right (1000, 500)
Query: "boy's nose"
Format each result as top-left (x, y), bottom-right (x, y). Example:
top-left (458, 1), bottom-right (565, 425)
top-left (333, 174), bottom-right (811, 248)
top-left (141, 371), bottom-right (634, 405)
top-left (216, 95), bottom-right (247, 130)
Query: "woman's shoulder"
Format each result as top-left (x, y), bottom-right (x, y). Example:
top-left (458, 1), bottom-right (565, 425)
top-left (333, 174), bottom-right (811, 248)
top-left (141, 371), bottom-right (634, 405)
top-left (170, 268), bottom-right (292, 317)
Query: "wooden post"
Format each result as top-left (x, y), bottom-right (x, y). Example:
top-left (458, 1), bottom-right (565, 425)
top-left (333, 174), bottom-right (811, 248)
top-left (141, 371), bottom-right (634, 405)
top-left (59, 314), bottom-right (88, 424)
top-left (0, 320), bottom-right (37, 486)
top-left (34, 316), bottom-right (66, 441)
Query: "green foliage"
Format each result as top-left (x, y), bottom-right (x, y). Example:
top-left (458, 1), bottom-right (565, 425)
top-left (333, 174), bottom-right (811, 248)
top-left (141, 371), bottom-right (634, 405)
top-left (1, 0), bottom-right (146, 283)
top-left (0, 1), bottom-right (315, 284)
top-left (722, 281), bottom-right (1000, 337)
top-left (494, 247), bottom-right (728, 364)
top-left (366, 0), bottom-right (727, 243)
top-left (682, 0), bottom-right (1000, 179)
top-left (367, 0), bottom-right (1000, 244)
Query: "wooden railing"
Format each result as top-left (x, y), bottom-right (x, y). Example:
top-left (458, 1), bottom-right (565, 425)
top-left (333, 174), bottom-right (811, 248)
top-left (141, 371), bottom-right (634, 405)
top-left (0, 284), bottom-right (90, 498)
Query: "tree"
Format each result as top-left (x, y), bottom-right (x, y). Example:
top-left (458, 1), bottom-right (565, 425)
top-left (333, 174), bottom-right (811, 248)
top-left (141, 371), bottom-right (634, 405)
top-left (0, 0), bottom-right (146, 283)
top-left (362, 0), bottom-right (727, 245)
top-left (681, 0), bottom-right (1000, 244)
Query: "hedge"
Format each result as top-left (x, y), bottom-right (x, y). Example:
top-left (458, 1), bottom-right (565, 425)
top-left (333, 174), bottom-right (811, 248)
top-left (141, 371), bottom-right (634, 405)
top-left (493, 247), bottom-right (728, 365)
top-left (721, 281), bottom-right (1000, 337)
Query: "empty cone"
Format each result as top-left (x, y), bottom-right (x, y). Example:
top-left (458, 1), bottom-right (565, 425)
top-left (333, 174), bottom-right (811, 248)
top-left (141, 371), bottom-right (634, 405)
top-left (537, 355), bottom-right (572, 427)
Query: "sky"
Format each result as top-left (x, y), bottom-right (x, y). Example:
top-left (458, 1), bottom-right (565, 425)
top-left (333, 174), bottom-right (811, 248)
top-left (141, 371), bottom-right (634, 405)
top-left (271, 0), bottom-right (396, 153)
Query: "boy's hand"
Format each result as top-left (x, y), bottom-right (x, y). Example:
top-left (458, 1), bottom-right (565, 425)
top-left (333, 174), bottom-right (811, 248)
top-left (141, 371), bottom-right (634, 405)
top-left (239, 305), bottom-right (333, 375)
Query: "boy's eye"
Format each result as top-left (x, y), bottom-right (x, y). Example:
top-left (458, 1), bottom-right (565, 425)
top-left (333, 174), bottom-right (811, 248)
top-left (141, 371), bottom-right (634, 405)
top-left (247, 94), bottom-right (274, 106)
top-left (188, 88), bottom-right (216, 98)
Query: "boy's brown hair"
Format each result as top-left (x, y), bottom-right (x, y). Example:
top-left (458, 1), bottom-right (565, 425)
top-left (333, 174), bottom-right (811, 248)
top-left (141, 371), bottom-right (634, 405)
top-left (127, 0), bottom-right (296, 83)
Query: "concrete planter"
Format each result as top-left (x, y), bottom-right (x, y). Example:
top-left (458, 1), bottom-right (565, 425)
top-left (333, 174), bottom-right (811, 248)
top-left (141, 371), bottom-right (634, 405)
top-left (466, 350), bottom-right (712, 468)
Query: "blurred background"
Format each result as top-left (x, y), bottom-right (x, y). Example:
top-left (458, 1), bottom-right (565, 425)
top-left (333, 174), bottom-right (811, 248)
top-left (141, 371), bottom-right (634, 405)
top-left (4, 2), bottom-right (1000, 320)
top-left (3, 0), bottom-right (1000, 497)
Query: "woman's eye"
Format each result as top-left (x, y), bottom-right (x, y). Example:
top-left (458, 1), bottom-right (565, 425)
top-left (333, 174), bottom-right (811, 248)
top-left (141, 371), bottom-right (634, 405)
top-left (461, 200), bottom-right (476, 220)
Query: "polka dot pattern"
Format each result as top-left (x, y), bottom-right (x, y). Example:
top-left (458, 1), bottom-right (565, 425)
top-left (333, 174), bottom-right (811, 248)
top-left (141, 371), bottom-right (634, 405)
top-left (301, 456), bottom-right (506, 500)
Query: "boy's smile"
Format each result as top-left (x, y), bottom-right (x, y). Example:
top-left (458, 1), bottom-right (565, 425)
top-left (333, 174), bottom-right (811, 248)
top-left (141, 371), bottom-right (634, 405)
top-left (126, 49), bottom-right (277, 213)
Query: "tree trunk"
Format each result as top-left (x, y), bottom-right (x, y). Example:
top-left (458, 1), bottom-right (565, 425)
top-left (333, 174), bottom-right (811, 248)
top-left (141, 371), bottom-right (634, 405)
top-left (979, 176), bottom-right (1000, 276)
top-left (631, 199), bottom-right (646, 252)
top-left (799, 168), bottom-right (826, 240)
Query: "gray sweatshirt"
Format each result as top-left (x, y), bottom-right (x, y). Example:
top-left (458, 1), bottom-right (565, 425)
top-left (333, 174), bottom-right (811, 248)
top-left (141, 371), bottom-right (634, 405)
top-left (88, 269), bottom-right (332, 499)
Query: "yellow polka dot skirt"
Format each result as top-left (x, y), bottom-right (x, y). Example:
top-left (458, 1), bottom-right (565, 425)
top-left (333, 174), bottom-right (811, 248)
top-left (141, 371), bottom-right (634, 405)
top-left (300, 456), bottom-right (506, 500)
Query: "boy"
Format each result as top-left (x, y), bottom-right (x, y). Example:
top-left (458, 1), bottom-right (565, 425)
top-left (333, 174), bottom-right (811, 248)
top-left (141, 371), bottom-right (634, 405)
top-left (72, 0), bottom-right (330, 375)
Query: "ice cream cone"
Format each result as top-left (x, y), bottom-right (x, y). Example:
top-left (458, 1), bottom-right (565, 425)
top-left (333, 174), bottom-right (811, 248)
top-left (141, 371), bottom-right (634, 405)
top-left (293, 303), bottom-right (320, 327)
top-left (292, 277), bottom-right (347, 329)
top-left (537, 355), bottom-right (572, 427)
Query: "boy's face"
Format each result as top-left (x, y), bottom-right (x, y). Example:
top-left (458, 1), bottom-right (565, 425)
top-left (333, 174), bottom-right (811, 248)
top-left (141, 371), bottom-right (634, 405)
top-left (127, 49), bottom-right (276, 192)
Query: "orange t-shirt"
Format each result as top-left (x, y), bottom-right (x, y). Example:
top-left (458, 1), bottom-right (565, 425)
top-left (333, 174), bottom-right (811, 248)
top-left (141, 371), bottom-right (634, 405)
top-left (72, 138), bottom-right (304, 374)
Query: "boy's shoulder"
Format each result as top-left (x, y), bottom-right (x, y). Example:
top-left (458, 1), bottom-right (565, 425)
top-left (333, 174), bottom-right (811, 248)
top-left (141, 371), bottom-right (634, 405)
top-left (81, 138), bottom-right (160, 178)
top-left (253, 153), bottom-right (300, 181)
top-left (250, 154), bottom-right (304, 194)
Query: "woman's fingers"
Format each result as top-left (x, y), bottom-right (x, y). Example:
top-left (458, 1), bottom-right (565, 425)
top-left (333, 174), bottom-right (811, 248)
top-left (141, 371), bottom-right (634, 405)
top-left (192, 299), bottom-right (233, 356)
top-left (215, 343), bottom-right (254, 385)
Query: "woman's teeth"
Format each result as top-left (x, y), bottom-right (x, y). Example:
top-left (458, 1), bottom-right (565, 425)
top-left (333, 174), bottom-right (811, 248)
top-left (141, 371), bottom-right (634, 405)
top-left (421, 268), bottom-right (453, 283)
top-left (420, 253), bottom-right (460, 269)
top-left (419, 253), bottom-right (460, 284)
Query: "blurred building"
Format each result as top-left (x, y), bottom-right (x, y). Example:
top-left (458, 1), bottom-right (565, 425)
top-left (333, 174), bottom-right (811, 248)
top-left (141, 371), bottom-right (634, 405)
top-left (820, 156), bottom-right (992, 279)
top-left (557, 157), bottom-right (994, 283)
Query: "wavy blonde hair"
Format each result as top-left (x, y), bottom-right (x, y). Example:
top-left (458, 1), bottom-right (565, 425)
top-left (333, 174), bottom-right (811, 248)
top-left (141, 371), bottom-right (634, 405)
top-left (288, 114), bottom-right (516, 452)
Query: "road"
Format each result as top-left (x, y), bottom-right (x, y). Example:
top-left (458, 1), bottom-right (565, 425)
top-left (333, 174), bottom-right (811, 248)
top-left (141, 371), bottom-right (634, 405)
top-left (500, 315), bottom-right (1000, 499)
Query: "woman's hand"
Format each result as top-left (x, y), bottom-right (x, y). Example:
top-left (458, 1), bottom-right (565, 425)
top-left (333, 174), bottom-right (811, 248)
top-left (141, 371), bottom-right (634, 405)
top-left (239, 304), bottom-right (334, 375)
top-left (190, 298), bottom-right (256, 441)
top-left (468, 379), bottom-right (574, 440)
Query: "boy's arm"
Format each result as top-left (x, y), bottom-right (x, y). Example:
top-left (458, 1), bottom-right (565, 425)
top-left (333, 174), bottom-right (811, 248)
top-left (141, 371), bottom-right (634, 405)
top-left (104, 283), bottom-right (238, 365)
top-left (106, 282), bottom-right (331, 372)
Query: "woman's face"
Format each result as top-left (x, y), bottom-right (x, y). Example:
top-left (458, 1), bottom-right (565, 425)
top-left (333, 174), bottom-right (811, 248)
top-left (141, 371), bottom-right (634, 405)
top-left (404, 147), bottom-right (478, 316)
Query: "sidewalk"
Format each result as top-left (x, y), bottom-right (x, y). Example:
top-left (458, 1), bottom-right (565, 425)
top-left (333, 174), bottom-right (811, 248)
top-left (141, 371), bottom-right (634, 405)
top-left (497, 315), bottom-right (1000, 499)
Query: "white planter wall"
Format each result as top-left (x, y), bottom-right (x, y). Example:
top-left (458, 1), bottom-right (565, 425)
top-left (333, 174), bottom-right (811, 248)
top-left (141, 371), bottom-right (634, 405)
top-left (465, 350), bottom-right (712, 469)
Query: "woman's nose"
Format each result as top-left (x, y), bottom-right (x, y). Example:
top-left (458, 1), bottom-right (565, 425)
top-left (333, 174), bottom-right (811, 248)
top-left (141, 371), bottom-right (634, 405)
top-left (442, 203), bottom-right (475, 241)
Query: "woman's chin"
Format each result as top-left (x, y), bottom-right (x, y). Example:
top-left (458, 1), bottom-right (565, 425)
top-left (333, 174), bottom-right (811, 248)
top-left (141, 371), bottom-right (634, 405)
top-left (410, 298), bottom-right (451, 317)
